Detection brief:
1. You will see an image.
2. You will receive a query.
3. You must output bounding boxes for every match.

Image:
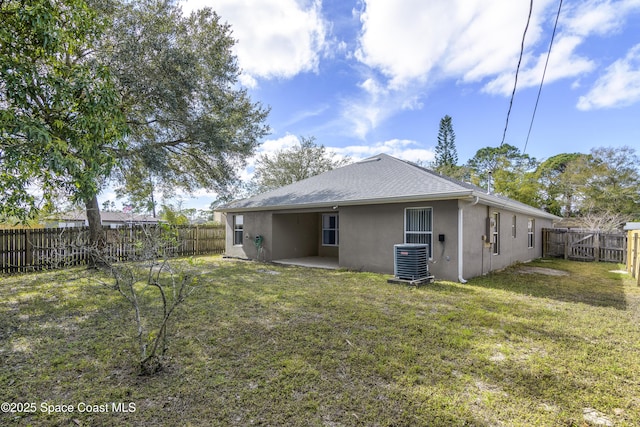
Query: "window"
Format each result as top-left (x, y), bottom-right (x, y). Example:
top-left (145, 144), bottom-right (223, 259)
top-left (322, 214), bottom-right (339, 246)
top-left (233, 215), bottom-right (244, 245)
top-left (492, 212), bottom-right (500, 255)
top-left (405, 207), bottom-right (433, 258)
top-left (527, 219), bottom-right (535, 248)
top-left (512, 215), bottom-right (517, 238)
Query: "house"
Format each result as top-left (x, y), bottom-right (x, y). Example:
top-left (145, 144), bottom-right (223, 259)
top-left (217, 154), bottom-right (559, 282)
top-left (46, 210), bottom-right (160, 229)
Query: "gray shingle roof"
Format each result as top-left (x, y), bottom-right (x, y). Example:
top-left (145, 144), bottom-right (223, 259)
top-left (220, 153), bottom-right (558, 219)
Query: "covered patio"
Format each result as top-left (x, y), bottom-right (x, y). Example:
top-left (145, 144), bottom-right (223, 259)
top-left (273, 256), bottom-right (339, 270)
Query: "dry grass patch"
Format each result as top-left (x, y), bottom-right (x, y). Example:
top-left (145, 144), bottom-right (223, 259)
top-left (1, 257), bottom-right (639, 426)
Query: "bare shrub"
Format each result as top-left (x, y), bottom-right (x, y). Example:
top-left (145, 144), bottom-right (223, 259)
top-left (92, 225), bottom-right (198, 375)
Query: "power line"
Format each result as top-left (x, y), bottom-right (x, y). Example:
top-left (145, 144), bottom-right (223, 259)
top-left (500, 0), bottom-right (534, 147)
top-left (523, 0), bottom-right (563, 154)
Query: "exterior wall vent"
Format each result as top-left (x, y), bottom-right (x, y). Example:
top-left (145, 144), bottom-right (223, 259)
top-left (394, 244), bottom-right (429, 280)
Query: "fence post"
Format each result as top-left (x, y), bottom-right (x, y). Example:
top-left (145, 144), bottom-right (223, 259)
top-left (636, 235), bottom-right (640, 286)
top-left (195, 225), bottom-right (199, 255)
top-left (24, 229), bottom-right (33, 268)
top-left (630, 232), bottom-right (637, 278)
top-left (563, 232), bottom-right (569, 260)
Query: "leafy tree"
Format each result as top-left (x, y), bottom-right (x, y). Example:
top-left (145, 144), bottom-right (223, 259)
top-left (583, 146), bottom-right (640, 216)
top-left (466, 144), bottom-right (539, 205)
top-left (253, 136), bottom-right (350, 193)
top-left (115, 173), bottom-right (159, 217)
top-left (533, 147), bottom-right (639, 221)
top-left (101, 200), bottom-right (118, 212)
top-left (534, 153), bottom-right (589, 216)
top-left (0, 0), bottom-right (127, 241)
top-left (1, 0), bottom-right (269, 245)
top-left (102, 0), bottom-right (269, 211)
top-left (159, 204), bottom-right (190, 226)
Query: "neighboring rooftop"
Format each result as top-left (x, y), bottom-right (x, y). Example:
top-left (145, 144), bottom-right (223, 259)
top-left (51, 210), bottom-right (159, 224)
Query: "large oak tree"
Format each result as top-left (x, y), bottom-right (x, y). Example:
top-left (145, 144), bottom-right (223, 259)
top-left (1, 0), bottom-right (270, 244)
top-left (0, 0), bottom-right (127, 234)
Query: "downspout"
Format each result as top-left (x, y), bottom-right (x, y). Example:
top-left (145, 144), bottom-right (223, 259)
top-left (458, 196), bottom-right (479, 283)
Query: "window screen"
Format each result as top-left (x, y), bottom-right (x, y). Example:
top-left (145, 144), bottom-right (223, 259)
top-left (405, 208), bottom-right (433, 257)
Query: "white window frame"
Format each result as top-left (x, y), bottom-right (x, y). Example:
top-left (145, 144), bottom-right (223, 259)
top-left (233, 214), bottom-right (244, 246)
top-left (404, 207), bottom-right (433, 258)
top-left (527, 218), bottom-right (535, 248)
top-left (322, 213), bottom-right (339, 246)
top-left (492, 212), bottom-right (500, 255)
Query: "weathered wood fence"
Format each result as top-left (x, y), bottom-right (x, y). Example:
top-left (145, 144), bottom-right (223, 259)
top-left (627, 230), bottom-right (640, 286)
top-left (542, 228), bottom-right (627, 263)
top-left (0, 224), bottom-right (225, 274)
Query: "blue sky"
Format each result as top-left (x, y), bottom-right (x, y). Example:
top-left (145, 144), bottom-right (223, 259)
top-left (103, 0), bottom-right (640, 211)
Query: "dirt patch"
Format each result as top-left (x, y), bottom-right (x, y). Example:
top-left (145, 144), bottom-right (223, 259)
top-left (518, 267), bottom-right (570, 276)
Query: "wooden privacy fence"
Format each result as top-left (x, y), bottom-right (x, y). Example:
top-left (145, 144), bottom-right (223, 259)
top-left (628, 230), bottom-right (640, 285)
top-left (542, 228), bottom-right (627, 263)
top-left (0, 224), bottom-right (225, 274)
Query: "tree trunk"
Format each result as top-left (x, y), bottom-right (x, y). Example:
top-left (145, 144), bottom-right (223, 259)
top-left (85, 194), bottom-right (105, 252)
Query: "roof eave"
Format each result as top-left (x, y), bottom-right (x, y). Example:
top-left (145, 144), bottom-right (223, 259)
top-left (216, 191), bottom-right (475, 213)
top-left (218, 191), bottom-right (559, 220)
top-left (473, 191), bottom-right (561, 220)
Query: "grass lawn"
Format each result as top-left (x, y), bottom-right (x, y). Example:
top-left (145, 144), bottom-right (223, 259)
top-left (1, 257), bottom-right (640, 426)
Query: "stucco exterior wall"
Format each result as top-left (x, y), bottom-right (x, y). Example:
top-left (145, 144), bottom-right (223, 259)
top-left (225, 200), bottom-right (554, 282)
top-left (225, 211), bottom-right (273, 260)
top-left (461, 203), bottom-right (554, 279)
top-left (339, 200), bottom-right (460, 281)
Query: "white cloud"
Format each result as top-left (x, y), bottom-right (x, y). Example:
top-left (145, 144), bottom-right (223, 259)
top-left (335, 139), bottom-right (434, 163)
top-left (346, 0), bottom-right (556, 136)
top-left (256, 134), bottom-right (301, 155)
top-left (341, 75), bottom-right (424, 139)
top-left (577, 44), bottom-right (640, 110)
top-left (352, 0), bottom-right (640, 94)
top-left (345, 0), bottom-right (640, 136)
top-left (562, 0), bottom-right (640, 37)
top-left (182, 0), bottom-right (328, 87)
top-left (282, 104), bottom-right (330, 128)
top-left (354, 0), bottom-right (555, 89)
top-left (241, 137), bottom-right (434, 182)
top-left (483, 0), bottom-right (640, 94)
top-left (483, 35), bottom-right (596, 96)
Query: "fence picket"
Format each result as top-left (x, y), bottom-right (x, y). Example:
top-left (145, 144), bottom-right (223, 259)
top-left (543, 228), bottom-right (627, 263)
top-left (0, 224), bottom-right (225, 274)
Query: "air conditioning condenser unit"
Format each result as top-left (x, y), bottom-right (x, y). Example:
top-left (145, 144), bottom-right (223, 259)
top-left (394, 244), bottom-right (429, 281)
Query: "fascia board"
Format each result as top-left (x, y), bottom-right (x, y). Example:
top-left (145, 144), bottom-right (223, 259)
top-left (473, 192), bottom-right (560, 220)
top-left (216, 191), bottom-right (475, 213)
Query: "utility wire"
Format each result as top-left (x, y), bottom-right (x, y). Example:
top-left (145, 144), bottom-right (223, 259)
top-left (523, 0), bottom-right (563, 154)
top-left (500, 0), bottom-right (534, 147)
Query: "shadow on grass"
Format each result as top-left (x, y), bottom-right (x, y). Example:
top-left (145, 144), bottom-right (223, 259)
top-left (467, 259), bottom-right (628, 310)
